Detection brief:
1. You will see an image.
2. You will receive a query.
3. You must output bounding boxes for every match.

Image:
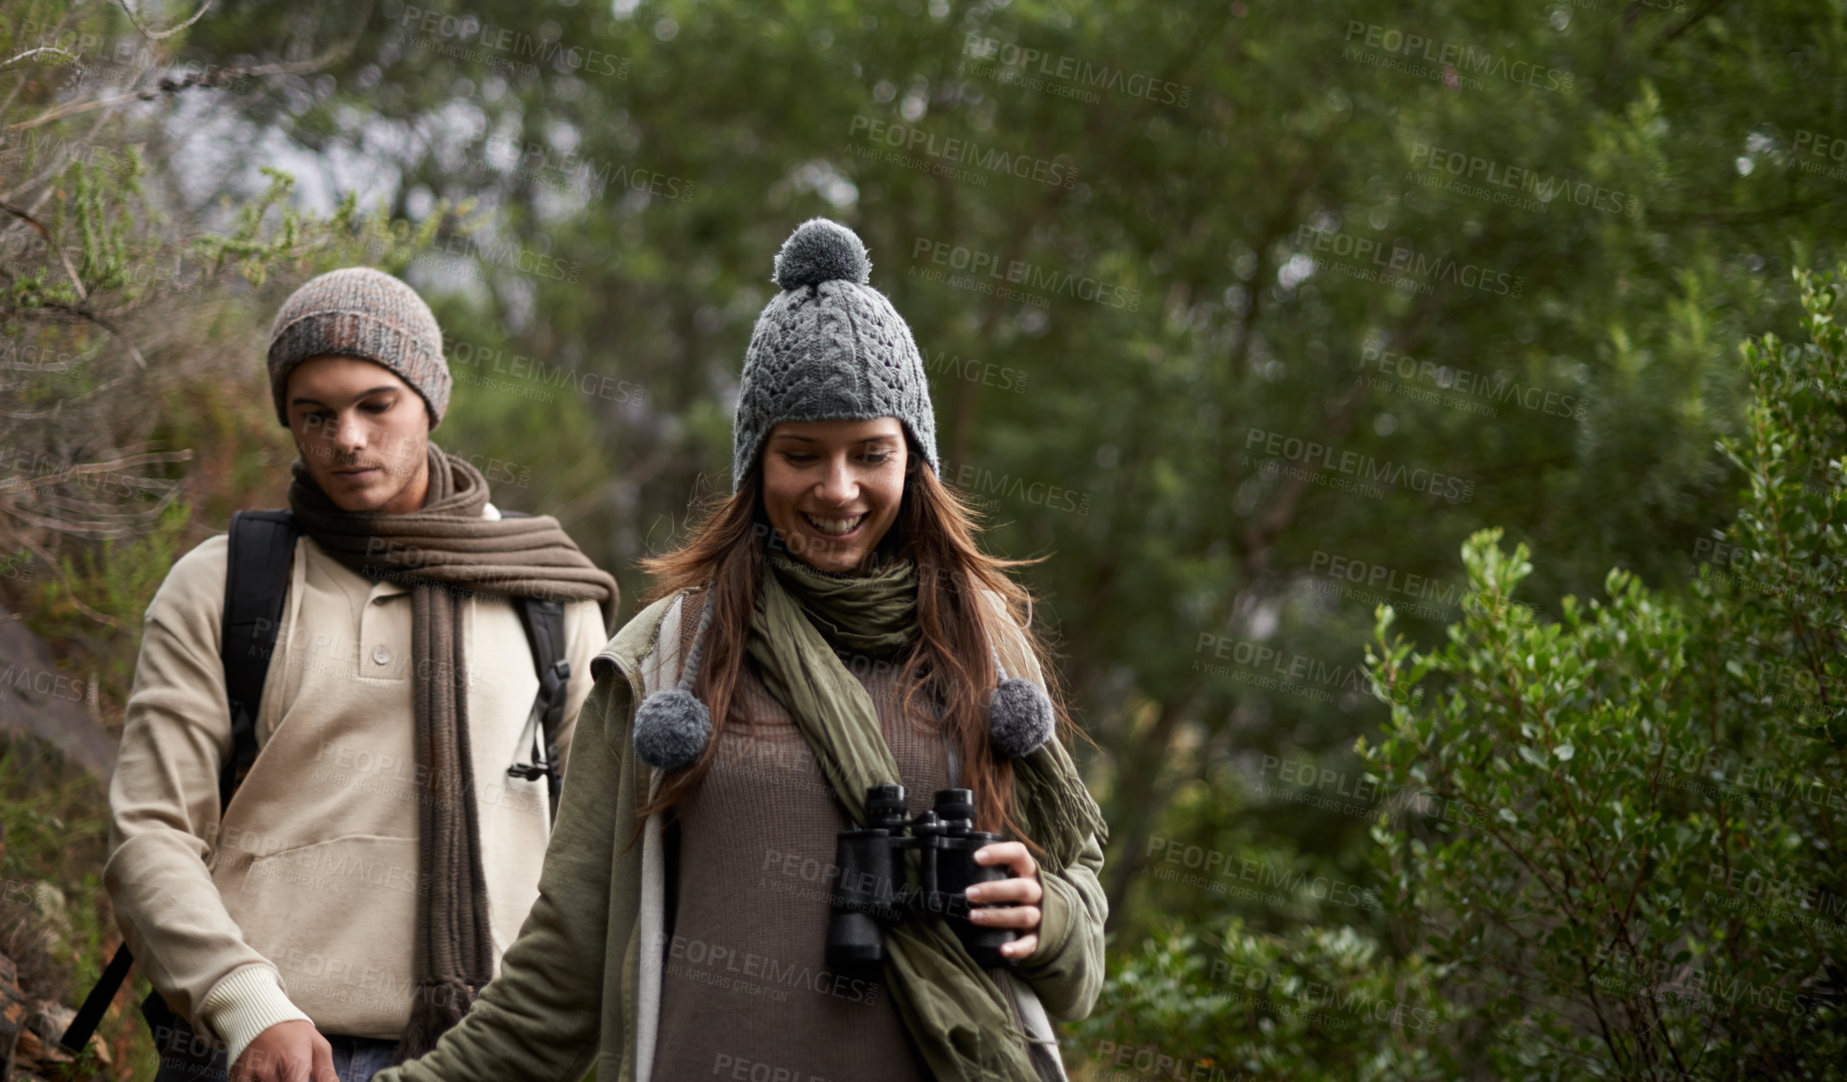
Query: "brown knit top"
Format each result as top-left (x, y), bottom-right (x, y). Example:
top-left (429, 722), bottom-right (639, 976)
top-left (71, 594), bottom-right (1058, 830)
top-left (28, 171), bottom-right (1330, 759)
top-left (649, 598), bottom-right (949, 1082)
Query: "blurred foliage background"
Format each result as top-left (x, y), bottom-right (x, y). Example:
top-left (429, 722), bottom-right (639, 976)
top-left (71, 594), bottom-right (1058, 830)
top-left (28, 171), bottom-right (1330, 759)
top-left (2, 0), bottom-right (1844, 1078)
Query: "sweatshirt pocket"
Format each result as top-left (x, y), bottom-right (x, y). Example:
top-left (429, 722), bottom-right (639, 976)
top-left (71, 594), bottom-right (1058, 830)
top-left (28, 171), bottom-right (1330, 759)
top-left (216, 834), bottom-right (422, 1035)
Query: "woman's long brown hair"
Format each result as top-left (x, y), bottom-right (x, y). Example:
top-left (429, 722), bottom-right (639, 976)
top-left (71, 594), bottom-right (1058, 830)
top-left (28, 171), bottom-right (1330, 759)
top-left (633, 451), bottom-right (1072, 855)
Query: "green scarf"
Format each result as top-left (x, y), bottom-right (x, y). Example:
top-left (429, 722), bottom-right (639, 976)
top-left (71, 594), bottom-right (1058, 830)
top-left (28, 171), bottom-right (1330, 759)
top-left (746, 549), bottom-right (1106, 1082)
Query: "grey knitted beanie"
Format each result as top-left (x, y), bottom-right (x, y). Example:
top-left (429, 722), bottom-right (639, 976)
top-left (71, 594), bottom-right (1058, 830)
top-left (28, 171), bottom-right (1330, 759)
top-left (267, 267), bottom-right (450, 429)
top-left (730, 218), bottom-right (939, 491)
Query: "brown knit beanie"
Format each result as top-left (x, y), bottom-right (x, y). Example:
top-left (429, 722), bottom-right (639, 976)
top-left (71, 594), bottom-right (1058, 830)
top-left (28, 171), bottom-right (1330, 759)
top-left (267, 267), bottom-right (451, 429)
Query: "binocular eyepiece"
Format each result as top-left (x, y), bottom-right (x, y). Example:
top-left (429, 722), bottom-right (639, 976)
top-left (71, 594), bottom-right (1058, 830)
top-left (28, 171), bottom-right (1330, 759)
top-left (826, 785), bottom-right (1018, 970)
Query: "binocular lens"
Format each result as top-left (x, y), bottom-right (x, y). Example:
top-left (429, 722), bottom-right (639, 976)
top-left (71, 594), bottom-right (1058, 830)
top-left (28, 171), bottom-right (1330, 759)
top-left (825, 786), bottom-right (1019, 971)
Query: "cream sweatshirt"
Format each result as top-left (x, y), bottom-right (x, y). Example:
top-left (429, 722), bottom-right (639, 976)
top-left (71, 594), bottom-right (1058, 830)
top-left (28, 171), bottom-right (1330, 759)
top-left (103, 506), bottom-right (608, 1068)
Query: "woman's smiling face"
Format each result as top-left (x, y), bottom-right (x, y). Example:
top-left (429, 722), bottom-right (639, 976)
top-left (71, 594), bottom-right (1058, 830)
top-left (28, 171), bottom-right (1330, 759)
top-left (759, 417), bottom-right (909, 574)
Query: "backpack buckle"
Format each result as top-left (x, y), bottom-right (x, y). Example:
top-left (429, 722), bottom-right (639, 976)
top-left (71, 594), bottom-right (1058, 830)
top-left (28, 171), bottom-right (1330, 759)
top-left (507, 760), bottom-right (554, 781)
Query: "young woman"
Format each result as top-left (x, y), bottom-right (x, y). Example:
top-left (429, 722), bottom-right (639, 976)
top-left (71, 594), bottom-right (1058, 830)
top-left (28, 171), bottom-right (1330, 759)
top-left (370, 218), bottom-right (1108, 1082)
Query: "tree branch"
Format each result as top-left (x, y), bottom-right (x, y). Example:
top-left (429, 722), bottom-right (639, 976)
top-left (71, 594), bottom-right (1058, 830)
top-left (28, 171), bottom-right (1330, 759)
top-left (1, 48), bottom-right (81, 70)
top-left (106, 0), bottom-right (216, 41)
top-left (0, 198), bottom-right (87, 301)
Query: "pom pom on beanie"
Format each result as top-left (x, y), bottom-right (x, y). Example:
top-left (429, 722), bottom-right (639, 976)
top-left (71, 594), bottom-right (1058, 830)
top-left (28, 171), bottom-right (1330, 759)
top-left (772, 218), bottom-right (872, 290)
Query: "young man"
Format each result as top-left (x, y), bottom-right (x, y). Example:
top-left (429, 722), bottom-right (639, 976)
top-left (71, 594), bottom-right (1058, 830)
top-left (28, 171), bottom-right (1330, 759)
top-left (103, 268), bottom-right (619, 1082)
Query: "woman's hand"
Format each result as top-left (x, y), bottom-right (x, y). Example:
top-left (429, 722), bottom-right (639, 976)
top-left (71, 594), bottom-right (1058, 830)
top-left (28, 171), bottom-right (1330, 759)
top-left (967, 841), bottom-right (1043, 959)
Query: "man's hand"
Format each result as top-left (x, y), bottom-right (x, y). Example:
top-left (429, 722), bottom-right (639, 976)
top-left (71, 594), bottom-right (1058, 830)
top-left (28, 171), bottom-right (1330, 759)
top-left (231, 1020), bottom-right (336, 1082)
top-left (968, 841), bottom-right (1044, 959)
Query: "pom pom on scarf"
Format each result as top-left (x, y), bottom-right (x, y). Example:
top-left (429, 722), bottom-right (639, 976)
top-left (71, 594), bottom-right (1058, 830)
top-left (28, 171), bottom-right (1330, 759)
top-left (988, 676), bottom-right (1054, 758)
top-left (633, 688), bottom-right (712, 770)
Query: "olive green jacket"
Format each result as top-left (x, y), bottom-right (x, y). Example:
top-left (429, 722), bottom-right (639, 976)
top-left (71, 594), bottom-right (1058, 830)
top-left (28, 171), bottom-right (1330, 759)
top-left (371, 590), bottom-right (1107, 1082)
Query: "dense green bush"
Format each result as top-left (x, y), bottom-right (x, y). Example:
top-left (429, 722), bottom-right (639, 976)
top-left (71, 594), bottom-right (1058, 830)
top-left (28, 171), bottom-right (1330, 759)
top-left (1363, 265), bottom-right (1846, 1079)
top-left (1078, 269), bottom-right (1845, 1079)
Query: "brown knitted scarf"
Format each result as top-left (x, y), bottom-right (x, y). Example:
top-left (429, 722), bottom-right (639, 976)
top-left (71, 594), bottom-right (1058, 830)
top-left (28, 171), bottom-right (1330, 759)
top-left (287, 443), bottom-right (618, 1064)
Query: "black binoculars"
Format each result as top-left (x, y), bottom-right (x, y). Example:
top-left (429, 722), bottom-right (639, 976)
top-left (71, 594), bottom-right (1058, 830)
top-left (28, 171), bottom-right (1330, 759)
top-left (826, 785), bottom-right (1017, 970)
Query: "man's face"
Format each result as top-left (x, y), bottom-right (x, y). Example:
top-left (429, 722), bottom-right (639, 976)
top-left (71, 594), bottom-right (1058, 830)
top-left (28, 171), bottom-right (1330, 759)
top-left (284, 355), bottom-right (431, 514)
top-left (758, 416), bottom-right (909, 575)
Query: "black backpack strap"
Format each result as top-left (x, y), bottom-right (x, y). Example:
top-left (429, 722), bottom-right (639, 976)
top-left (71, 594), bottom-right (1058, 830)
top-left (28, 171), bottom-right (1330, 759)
top-left (61, 509), bottom-right (297, 1056)
top-left (59, 942), bottom-right (133, 1055)
top-left (510, 595), bottom-right (570, 820)
top-left (218, 510), bottom-right (299, 809)
top-left (499, 509), bottom-right (571, 820)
